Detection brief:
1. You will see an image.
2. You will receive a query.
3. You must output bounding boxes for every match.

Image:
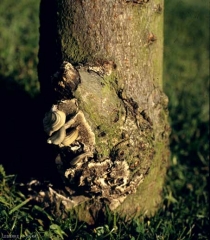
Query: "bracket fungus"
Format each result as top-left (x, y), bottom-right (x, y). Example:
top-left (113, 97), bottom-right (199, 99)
top-left (40, 61), bottom-right (161, 215)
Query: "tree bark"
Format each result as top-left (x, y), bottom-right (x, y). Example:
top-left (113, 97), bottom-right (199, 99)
top-left (38, 0), bottom-right (170, 224)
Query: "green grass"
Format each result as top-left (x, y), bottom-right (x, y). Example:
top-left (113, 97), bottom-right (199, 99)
top-left (0, 0), bottom-right (40, 96)
top-left (0, 0), bottom-right (209, 239)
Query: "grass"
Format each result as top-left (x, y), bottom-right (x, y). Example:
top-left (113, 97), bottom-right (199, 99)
top-left (0, 0), bottom-right (40, 96)
top-left (0, 0), bottom-right (209, 239)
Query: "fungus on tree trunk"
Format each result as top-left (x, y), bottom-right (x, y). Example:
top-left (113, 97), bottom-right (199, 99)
top-left (38, 0), bottom-right (170, 223)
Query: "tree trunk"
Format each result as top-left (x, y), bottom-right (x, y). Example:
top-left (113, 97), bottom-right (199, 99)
top-left (38, 0), bottom-right (170, 224)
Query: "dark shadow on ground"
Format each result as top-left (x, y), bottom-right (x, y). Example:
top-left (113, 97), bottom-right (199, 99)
top-left (0, 75), bottom-right (62, 185)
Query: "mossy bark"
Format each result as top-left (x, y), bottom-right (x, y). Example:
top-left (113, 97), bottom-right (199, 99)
top-left (38, 0), bottom-right (170, 223)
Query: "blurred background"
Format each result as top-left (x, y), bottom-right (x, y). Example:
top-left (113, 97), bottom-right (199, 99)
top-left (0, 0), bottom-right (209, 238)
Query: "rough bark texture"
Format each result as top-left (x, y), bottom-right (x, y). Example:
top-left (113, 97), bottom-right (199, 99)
top-left (38, 0), bottom-right (170, 224)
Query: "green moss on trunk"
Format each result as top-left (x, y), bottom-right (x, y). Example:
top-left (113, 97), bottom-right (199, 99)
top-left (38, 0), bottom-right (170, 224)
